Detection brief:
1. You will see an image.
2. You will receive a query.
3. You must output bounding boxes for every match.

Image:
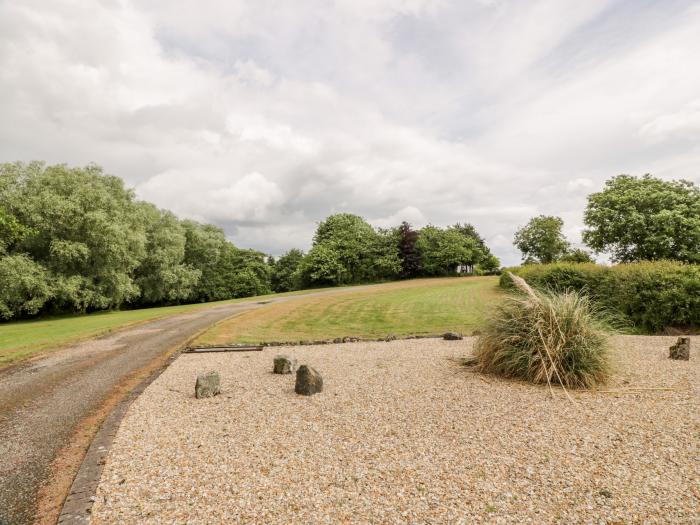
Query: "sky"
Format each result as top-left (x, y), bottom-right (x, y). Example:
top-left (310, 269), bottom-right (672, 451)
top-left (1, 0), bottom-right (699, 266)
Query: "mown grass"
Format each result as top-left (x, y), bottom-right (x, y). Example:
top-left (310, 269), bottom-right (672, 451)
top-left (196, 276), bottom-right (501, 345)
top-left (0, 288), bottom-right (331, 369)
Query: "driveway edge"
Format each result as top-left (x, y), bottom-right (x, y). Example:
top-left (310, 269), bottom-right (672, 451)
top-left (56, 351), bottom-right (179, 524)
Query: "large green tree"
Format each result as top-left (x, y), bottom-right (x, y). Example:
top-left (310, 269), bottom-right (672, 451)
top-left (1, 162), bottom-right (146, 311)
top-left (513, 215), bottom-right (569, 264)
top-left (583, 174), bottom-right (700, 263)
top-left (0, 162), bottom-right (275, 319)
top-left (182, 220), bottom-right (270, 301)
top-left (296, 243), bottom-right (345, 287)
top-left (313, 213), bottom-right (378, 283)
top-left (416, 225), bottom-right (481, 275)
top-left (450, 223), bottom-right (499, 273)
top-left (397, 221), bottom-right (421, 278)
top-left (133, 203), bottom-right (200, 304)
top-left (298, 213), bottom-right (400, 286)
top-left (270, 249), bottom-right (304, 292)
top-left (0, 255), bottom-right (52, 319)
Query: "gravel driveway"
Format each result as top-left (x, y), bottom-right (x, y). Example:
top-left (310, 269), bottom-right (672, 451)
top-left (92, 336), bottom-right (699, 524)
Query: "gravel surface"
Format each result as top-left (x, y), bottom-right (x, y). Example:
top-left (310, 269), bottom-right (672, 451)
top-left (92, 336), bottom-right (699, 524)
top-left (0, 302), bottom-right (269, 525)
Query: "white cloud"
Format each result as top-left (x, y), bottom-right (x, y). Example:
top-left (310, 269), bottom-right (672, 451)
top-left (639, 100), bottom-right (700, 143)
top-left (371, 206), bottom-right (428, 229)
top-left (1, 0), bottom-right (699, 266)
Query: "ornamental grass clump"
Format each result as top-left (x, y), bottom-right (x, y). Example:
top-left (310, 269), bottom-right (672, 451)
top-left (474, 273), bottom-right (610, 390)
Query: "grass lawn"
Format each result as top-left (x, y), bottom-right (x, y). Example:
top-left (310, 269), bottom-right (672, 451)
top-left (0, 288), bottom-right (330, 370)
top-left (196, 276), bottom-right (501, 346)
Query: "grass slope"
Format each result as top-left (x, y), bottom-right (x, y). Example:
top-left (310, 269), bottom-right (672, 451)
top-left (196, 276), bottom-right (500, 346)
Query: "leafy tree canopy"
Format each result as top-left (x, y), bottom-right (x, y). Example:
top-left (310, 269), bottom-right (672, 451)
top-left (1, 162), bottom-right (146, 311)
top-left (513, 215), bottom-right (570, 264)
top-left (0, 162), bottom-right (272, 319)
top-left (583, 174), bottom-right (700, 263)
top-left (417, 225), bottom-right (481, 276)
top-left (271, 248), bottom-right (304, 292)
top-left (397, 221), bottom-right (421, 278)
top-left (560, 248), bottom-right (595, 263)
top-left (300, 213), bottom-right (400, 286)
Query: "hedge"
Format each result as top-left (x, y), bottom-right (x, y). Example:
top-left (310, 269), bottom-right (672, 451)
top-left (501, 261), bottom-right (700, 332)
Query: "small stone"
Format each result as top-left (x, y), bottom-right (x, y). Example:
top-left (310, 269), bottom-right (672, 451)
top-left (443, 332), bottom-right (463, 341)
top-left (598, 489), bottom-right (613, 499)
top-left (273, 355), bottom-right (297, 374)
top-left (195, 371), bottom-right (221, 399)
top-left (669, 337), bottom-right (690, 360)
top-left (295, 365), bottom-right (323, 396)
top-left (385, 334), bottom-right (397, 342)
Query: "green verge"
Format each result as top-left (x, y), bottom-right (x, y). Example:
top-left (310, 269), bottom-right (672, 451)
top-left (196, 276), bottom-right (501, 345)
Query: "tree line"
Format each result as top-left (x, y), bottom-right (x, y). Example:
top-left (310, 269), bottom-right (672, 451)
top-left (0, 162), bottom-right (499, 320)
top-left (512, 174), bottom-right (700, 265)
top-left (271, 214), bottom-right (500, 292)
top-left (0, 162), bottom-right (272, 320)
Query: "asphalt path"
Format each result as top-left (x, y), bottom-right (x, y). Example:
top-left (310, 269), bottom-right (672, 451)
top-left (0, 289), bottom-right (363, 525)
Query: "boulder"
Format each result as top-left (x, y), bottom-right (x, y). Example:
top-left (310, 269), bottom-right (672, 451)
top-left (295, 365), bottom-right (323, 396)
top-left (273, 355), bottom-right (298, 374)
top-left (195, 371), bottom-right (221, 399)
top-left (669, 337), bottom-right (690, 360)
top-left (443, 332), bottom-right (463, 341)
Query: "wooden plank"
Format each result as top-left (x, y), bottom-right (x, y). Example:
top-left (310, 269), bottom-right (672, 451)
top-left (185, 345), bottom-right (263, 353)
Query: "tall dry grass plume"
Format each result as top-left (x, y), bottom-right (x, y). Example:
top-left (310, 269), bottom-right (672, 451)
top-left (473, 272), bottom-right (610, 390)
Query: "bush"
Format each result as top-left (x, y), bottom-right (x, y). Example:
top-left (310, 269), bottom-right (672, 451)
top-left (500, 263), bottom-right (605, 292)
top-left (475, 275), bottom-right (610, 389)
top-left (502, 261), bottom-right (700, 332)
top-left (597, 262), bottom-right (700, 332)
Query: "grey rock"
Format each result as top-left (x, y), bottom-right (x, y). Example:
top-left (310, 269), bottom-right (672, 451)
top-left (443, 332), bottom-right (463, 341)
top-left (195, 371), bottom-right (221, 399)
top-left (295, 365), bottom-right (323, 396)
top-left (273, 355), bottom-right (297, 374)
top-left (669, 337), bottom-right (690, 360)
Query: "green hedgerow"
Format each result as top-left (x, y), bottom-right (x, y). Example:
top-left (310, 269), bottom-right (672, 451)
top-left (501, 261), bottom-right (700, 332)
top-left (474, 274), bottom-right (610, 389)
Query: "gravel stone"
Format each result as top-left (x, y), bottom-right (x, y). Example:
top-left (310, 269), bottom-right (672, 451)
top-left (272, 355), bottom-right (297, 374)
top-left (92, 336), bottom-right (699, 524)
top-left (194, 371), bottom-right (220, 399)
top-left (294, 365), bottom-right (323, 395)
top-left (669, 337), bottom-right (691, 360)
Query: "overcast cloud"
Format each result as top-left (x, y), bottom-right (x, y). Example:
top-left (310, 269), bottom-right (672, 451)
top-left (1, 0), bottom-right (699, 265)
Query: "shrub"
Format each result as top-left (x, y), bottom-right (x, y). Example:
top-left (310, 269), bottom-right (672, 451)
top-left (500, 263), bottom-right (605, 293)
top-left (475, 274), bottom-right (610, 389)
top-left (502, 261), bottom-right (700, 332)
top-left (597, 261), bottom-right (700, 332)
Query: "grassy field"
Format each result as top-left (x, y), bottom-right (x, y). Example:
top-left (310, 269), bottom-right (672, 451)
top-left (0, 277), bottom-right (501, 369)
top-left (196, 276), bottom-right (501, 346)
top-left (0, 288), bottom-right (329, 369)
